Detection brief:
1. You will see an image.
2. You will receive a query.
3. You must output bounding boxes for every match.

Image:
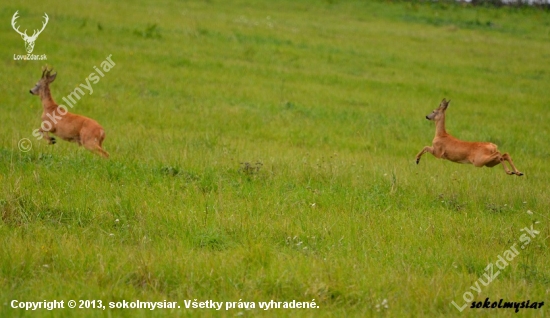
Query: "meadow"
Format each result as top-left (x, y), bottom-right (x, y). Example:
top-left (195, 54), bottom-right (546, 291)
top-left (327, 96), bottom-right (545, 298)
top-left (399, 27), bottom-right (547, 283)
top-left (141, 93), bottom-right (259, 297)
top-left (1, 0), bottom-right (549, 317)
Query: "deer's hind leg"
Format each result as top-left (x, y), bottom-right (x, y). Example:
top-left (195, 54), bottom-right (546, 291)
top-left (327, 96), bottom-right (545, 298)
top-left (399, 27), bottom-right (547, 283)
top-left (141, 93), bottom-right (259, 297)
top-left (473, 151), bottom-right (513, 175)
top-left (95, 144), bottom-right (109, 158)
top-left (501, 153), bottom-right (523, 176)
top-left (81, 131), bottom-right (109, 158)
top-left (82, 139), bottom-right (109, 158)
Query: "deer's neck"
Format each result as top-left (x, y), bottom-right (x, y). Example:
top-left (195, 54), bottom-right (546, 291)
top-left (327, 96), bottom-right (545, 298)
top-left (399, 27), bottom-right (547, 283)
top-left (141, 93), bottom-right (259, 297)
top-left (39, 86), bottom-right (57, 111)
top-left (434, 114), bottom-right (447, 137)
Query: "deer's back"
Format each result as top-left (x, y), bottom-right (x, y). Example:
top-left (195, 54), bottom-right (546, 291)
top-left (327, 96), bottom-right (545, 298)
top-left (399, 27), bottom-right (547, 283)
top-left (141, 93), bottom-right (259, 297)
top-left (434, 135), bottom-right (498, 163)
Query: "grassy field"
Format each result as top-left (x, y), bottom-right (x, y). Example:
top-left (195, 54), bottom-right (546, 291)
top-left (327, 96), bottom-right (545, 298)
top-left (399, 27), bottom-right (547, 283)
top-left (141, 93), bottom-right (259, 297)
top-left (1, 0), bottom-right (549, 317)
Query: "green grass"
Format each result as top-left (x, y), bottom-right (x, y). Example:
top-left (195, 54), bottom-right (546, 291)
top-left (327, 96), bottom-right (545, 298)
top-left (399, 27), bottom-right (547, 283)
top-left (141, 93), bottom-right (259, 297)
top-left (1, 0), bottom-right (549, 317)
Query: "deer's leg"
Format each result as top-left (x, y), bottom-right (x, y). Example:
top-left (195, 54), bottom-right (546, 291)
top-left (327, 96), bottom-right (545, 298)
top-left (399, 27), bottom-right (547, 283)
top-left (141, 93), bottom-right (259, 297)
top-left (473, 152), bottom-right (514, 174)
top-left (39, 129), bottom-right (56, 145)
top-left (82, 140), bottom-right (109, 158)
top-left (416, 146), bottom-right (434, 164)
top-left (96, 130), bottom-right (109, 158)
top-left (501, 153), bottom-right (523, 176)
top-left (81, 134), bottom-right (109, 158)
top-left (499, 159), bottom-right (515, 175)
top-left (95, 145), bottom-right (110, 158)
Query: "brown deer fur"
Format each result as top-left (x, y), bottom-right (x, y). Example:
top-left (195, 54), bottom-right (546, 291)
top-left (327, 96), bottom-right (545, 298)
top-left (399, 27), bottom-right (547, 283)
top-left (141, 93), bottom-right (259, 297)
top-left (30, 67), bottom-right (109, 158)
top-left (415, 99), bottom-right (522, 176)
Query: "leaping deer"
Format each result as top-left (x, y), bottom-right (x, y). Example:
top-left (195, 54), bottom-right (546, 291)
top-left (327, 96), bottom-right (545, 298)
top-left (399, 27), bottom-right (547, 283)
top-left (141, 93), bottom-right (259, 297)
top-left (415, 99), bottom-right (523, 176)
top-left (11, 11), bottom-right (49, 54)
top-left (30, 67), bottom-right (109, 158)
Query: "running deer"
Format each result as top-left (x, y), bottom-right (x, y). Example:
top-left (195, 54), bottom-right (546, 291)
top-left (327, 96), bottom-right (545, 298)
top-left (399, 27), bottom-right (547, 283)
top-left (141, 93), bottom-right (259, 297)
top-left (30, 67), bottom-right (109, 158)
top-left (415, 99), bottom-right (522, 176)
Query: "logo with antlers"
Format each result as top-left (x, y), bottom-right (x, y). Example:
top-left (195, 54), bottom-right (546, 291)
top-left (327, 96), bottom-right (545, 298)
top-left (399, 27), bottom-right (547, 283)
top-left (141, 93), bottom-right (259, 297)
top-left (11, 11), bottom-right (49, 54)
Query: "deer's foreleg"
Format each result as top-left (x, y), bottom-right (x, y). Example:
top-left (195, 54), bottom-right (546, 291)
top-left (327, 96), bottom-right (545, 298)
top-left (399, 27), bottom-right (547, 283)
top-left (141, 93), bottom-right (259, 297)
top-left (416, 146), bottom-right (434, 164)
top-left (39, 129), bottom-right (56, 145)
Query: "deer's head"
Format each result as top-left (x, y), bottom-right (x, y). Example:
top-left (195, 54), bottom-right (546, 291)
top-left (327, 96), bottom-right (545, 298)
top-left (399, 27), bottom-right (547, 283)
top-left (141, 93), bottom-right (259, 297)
top-left (30, 67), bottom-right (56, 95)
top-left (12, 11), bottom-right (49, 54)
top-left (426, 98), bottom-right (450, 121)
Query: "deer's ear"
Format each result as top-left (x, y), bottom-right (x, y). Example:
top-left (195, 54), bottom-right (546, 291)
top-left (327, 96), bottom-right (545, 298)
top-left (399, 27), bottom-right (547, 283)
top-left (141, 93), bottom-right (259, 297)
top-left (440, 98), bottom-right (450, 109)
top-left (48, 72), bottom-right (57, 83)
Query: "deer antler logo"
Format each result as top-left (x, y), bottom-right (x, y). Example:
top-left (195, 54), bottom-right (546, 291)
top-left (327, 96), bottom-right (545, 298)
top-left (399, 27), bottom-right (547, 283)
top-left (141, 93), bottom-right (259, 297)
top-left (11, 11), bottom-right (49, 54)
